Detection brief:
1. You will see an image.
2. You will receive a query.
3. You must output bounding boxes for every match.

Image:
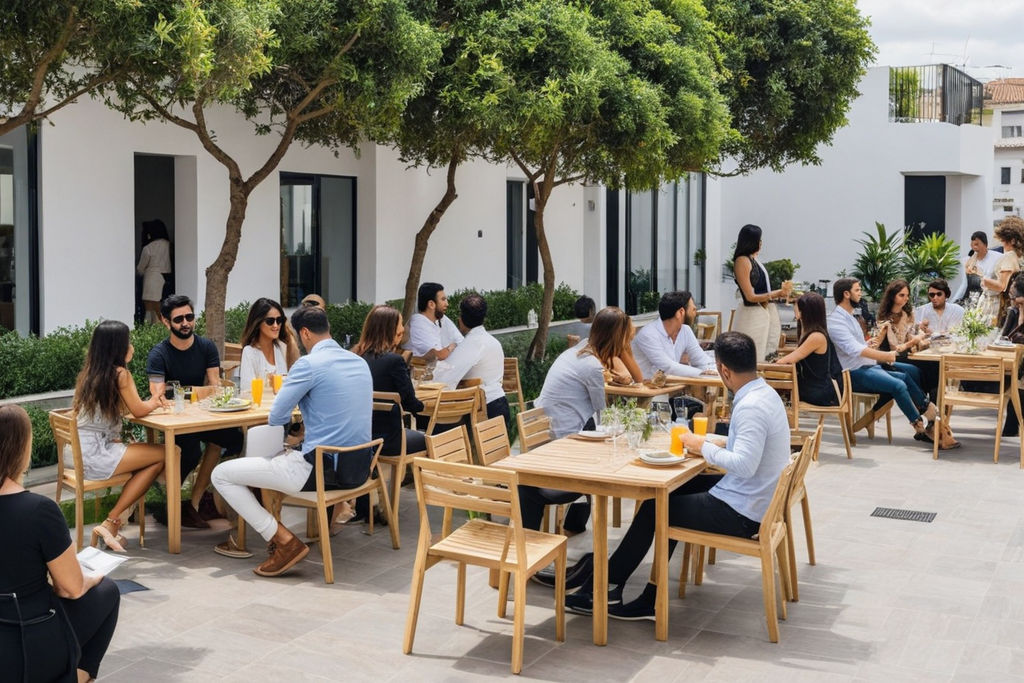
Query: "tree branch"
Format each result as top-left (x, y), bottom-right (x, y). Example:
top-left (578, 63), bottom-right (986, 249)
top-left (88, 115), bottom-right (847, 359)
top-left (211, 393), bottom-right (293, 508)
top-left (133, 83), bottom-right (201, 133)
top-left (552, 173), bottom-right (586, 188)
top-left (32, 70), bottom-right (117, 120)
top-left (190, 99), bottom-right (244, 182)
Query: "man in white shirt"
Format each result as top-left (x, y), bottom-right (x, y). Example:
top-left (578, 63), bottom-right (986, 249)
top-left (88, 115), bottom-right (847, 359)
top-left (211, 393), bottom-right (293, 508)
top-left (565, 331), bottom-right (790, 620)
top-left (404, 282), bottom-right (465, 359)
top-left (631, 291), bottom-right (716, 378)
top-left (953, 231), bottom-right (1002, 303)
top-left (432, 294), bottom-right (509, 425)
top-left (915, 278), bottom-right (964, 335)
top-left (827, 277), bottom-right (935, 439)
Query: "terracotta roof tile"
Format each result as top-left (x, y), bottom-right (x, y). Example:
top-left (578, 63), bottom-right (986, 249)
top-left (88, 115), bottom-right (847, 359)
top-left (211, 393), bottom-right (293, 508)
top-left (986, 78), bottom-right (1024, 105)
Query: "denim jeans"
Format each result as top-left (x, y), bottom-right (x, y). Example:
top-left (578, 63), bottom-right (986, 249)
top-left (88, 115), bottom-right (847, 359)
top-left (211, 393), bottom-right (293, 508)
top-left (850, 363), bottom-right (927, 424)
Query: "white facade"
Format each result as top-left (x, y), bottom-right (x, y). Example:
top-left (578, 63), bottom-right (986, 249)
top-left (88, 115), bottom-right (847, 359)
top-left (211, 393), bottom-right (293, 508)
top-left (706, 67), bottom-right (995, 309)
top-left (991, 107), bottom-right (1024, 223)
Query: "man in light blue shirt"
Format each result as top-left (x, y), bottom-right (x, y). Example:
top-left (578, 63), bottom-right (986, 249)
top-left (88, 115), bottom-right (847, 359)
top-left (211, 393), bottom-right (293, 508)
top-left (566, 331), bottom-right (790, 619)
top-left (212, 306), bottom-right (372, 577)
top-left (631, 291), bottom-right (716, 379)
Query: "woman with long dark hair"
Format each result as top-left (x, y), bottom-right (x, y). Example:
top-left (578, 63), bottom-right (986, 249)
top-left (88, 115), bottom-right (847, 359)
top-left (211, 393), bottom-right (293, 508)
top-left (73, 320), bottom-right (167, 552)
top-left (238, 298), bottom-right (300, 389)
top-left (777, 292), bottom-right (841, 406)
top-left (877, 279), bottom-right (938, 402)
top-left (0, 405), bottom-right (122, 682)
top-left (731, 224), bottom-right (792, 361)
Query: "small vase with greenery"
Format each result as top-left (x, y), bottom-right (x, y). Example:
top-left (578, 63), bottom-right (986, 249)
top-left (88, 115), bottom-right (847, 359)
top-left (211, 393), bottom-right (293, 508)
top-left (952, 306), bottom-right (993, 354)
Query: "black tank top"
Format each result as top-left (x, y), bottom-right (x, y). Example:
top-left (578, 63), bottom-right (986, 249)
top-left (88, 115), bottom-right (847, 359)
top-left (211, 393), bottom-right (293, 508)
top-left (736, 256), bottom-right (768, 306)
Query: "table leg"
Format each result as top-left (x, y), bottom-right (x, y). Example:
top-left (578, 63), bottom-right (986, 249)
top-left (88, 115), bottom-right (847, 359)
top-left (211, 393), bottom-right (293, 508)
top-left (592, 494), bottom-right (608, 646)
top-left (165, 430), bottom-right (181, 554)
top-left (654, 488), bottom-right (669, 640)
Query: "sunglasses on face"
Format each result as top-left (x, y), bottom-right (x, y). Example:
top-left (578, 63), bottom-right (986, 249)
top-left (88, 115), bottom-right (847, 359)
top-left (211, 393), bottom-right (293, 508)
top-left (171, 313), bottom-right (195, 324)
top-left (263, 316), bottom-right (286, 326)
top-left (927, 292), bottom-right (944, 298)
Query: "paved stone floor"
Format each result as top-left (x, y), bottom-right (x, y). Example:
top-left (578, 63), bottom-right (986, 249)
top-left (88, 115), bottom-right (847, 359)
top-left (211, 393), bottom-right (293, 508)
top-left (55, 410), bottom-right (1024, 681)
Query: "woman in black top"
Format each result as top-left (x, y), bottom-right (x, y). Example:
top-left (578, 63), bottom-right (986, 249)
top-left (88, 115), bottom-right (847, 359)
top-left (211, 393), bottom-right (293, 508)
top-left (0, 405), bottom-right (120, 682)
top-left (731, 224), bottom-right (793, 361)
top-left (349, 305), bottom-right (426, 523)
top-left (778, 292), bottom-right (841, 406)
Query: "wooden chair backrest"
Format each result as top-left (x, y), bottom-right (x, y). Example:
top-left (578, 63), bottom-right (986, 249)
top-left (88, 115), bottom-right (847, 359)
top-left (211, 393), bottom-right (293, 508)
top-left (502, 357), bottom-right (526, 412)
top-left (727, 309), bottom-right (736, 332)
top-left (48, 408), bottom-right (81, 482)
top-left (940, 354), bottom-right (1005, 387)
top-left (789, 424), bottom-right (821, 502)
top-left (427, 387), bottom-right (479, 434)
top-left (516, 406), bottom-right (553, 453)
top-left (373, 391), bottom-right (406, 455)
top-left (473, 416), bottom-right (511, 466)
top-left (695, 310), bottom-right (722, 340)
top-left (758, 363), bottom-right (799, 427)
top-left (310, 439), bottom-right (384, 494)
top-left (425, 425), bottom-right (472, 464)
top-left (223, 342), bottom-right (243, 364)
top-left (757, 460), bottom-right (797, 541)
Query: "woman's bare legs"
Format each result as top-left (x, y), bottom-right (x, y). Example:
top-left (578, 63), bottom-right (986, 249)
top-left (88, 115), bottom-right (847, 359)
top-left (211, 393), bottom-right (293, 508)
top-left (143, 300), bottom-right (160, 324)
top-left (108, 443), bottom-right (165, 520)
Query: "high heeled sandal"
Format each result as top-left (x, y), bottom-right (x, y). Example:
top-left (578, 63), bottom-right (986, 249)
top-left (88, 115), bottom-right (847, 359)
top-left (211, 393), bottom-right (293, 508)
top-left (91, 518), bottom-right (127, 553)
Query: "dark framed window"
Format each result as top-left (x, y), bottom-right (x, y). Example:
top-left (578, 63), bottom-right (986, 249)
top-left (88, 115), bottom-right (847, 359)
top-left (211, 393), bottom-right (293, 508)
top-left (1002, 167), bottom-right (1012, 185)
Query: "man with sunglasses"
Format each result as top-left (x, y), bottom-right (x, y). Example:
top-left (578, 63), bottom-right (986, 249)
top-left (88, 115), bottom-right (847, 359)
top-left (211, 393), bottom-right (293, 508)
top-left (146, 294), bottom-right (243, 528)
top-left (914, 278), bottom-right (964, 336)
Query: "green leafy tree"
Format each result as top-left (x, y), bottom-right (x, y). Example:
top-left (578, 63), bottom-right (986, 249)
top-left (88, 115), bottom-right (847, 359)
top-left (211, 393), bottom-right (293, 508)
top-left (705, 0), bottom-right (875, 173)
top-left (487, 0), bottom-right (730, 358)
top-left (106, 0), bottom-right (440, 350)
top-left (0, 0), bottom-right (144, 136)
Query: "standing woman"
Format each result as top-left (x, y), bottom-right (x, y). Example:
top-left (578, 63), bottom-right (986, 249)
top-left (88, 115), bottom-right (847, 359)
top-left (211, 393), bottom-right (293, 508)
top-left (136, 220), bottom-right (172, 324)
top-left (238, 298), bottom-right (301, 389)
top-left (73, 321), bottom-right (167, 552)
top-left (731, 224), bottom-right (792, 361)
top-left (350, 305), bottom-right (425, 524)
top-left (777, 292), bottom-right (841, 406)
top-left (977, 216), bottom-right (1024, 325)
top-left (0, 405), bottom-right (121, 683)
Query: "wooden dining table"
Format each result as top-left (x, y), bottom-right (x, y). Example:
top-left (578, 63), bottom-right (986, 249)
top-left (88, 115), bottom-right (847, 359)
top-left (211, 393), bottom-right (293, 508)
top-left (492, 432), bottom-right (706, 645)
top-left (129, 394), bottom-right (288, 554)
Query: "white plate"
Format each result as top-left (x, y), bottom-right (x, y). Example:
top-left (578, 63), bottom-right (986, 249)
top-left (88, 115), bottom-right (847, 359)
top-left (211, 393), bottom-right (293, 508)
top-left (639, 451), bottom-right (687, 466)
top-left (206, 398), bottom-right (252, 413)
top-left (575, 430), bottom-right (609, 441)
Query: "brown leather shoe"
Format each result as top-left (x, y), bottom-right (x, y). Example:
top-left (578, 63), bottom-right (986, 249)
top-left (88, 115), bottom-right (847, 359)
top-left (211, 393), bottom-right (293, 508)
top-left (253, 535), bottom-right (309, 577)
top-left (180, 501), bottom-right (210, 529)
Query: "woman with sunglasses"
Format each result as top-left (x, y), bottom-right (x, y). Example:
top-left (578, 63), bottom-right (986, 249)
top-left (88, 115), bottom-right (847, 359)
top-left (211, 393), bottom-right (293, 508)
top-left (238, 298), bottom-right (301, 390)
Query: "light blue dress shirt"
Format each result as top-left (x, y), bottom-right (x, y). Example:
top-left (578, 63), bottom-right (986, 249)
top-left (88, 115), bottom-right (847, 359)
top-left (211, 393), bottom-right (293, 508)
top-left (700, 377), bottom-right (791, 522)
top-left (827, 306), bottom-right (874, 372)
top-left (269, 338), bottom-right (372, 457)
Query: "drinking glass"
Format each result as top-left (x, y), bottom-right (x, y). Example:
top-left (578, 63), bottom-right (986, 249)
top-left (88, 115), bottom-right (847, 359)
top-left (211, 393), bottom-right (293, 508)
top-left (654, 401), bottom-right (672, 431)
top-left (272, 373), bottom-right (284, 393)
top-left (671, 396), bottom-right (688, 422)
top-left (693, 415), bottom-right (708, 436)
top-left (670, 424), bottom-right (688, 456)
top-left (251, 377), bottom-right (264, 407)
top-left (170, 382), bottom-right (184, 414)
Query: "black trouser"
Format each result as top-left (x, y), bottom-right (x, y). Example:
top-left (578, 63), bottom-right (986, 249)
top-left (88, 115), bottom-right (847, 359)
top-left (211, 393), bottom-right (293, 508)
top-left (518, 486), bottom-right (589, 532)
top-left (486, 396), bottom-right (511, 429)
top-left (355, 429), bottom-right (428, 518)
top-left (175, 427), bottom-right (244, 478)
top-left (607, 475), bottom-right (759, 586)
top-left (62, 576), bottom-right (120, 678)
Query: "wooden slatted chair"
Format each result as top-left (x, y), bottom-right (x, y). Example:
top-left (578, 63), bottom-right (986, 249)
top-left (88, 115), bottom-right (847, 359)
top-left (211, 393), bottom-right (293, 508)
top-left (472, 416), bottom-right (513, 466)
top-left (695, 310), bottom-right (723, 340)
top-left (784, 425), bottom-right (822, 602)
top-left (675, 460), bottom-right (796, 642)
top-left (515, 406), bottom-right (553, 454)
top-left (426, 387), bottom-right (480, 435)
top-left (727, 309), bottom-right (736, 332)
top-left (798, 369), bottom-right (855, 460)
top-left (403, 457), bottom-right (566, 674)
top-left (758, 363), bottom-right (799, 429)
top-left (373, 391), bottom-right (428, 544)
top-left (49, 409), bottom-right (149, 550)
top-left (221, 342), bottom-right (243, 381)
top-left (503, 357), bottom-right (527, 415)
top-left (850, 391), bottom-right (894, 446)
top-left (271, 437), bottom-right (399, 584)
top-left (425, 426), bottom-right (474, 536)
top-left (934, 349), bottom-right (1024, 465)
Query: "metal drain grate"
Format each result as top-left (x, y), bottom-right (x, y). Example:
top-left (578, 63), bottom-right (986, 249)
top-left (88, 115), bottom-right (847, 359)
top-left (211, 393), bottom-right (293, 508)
top-left (871, 507), bottom-right (936, 523)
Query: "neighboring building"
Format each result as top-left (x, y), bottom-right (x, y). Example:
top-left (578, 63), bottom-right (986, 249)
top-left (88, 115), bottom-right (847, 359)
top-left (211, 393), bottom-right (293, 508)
top-left (708, 65), bottom-right (993, 306)
top-left (986, 78), bottom-right (1024, 223)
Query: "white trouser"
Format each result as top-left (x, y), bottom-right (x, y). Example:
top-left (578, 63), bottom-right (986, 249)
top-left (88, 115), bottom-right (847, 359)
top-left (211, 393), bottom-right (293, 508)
top-left (211, 448), bottom-right (311, 541)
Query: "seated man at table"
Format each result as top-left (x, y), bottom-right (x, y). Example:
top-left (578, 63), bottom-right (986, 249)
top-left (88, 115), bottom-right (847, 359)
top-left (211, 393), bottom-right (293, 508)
top-left (827, 277), bottom-right (938, 443)
top-left (404, 282), bottom-right (464, 361)
top-left (211, 305), bottom-right (373, 576)
top-left (565, 331), bottom-right (791, 619)
top-left (631, 291), bottom-right (716, 379)
top-left (148, 294), bottom-right (243, 528)
top-left (432, 294), bottom-right (509, 426)
top-left (914, 278), bottom-right (964, 336)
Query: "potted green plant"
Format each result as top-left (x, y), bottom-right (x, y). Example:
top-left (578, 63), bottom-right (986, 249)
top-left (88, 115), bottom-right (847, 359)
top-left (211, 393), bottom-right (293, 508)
top-left (852, 222), bottom-right (904, 303)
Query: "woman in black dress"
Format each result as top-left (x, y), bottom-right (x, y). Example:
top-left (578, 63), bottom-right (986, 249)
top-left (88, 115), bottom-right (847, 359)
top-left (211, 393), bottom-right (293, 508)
top-left (777, 292), bottom-right (841, 406)
top-left (0, 405), bottom-right (120, 682)
top-left (349, 305), bottom-right (426, 523)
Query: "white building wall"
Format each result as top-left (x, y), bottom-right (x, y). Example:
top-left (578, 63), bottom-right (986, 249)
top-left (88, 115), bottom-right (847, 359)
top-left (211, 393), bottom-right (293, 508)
top-left (710, 67), bottom-right (994, 308)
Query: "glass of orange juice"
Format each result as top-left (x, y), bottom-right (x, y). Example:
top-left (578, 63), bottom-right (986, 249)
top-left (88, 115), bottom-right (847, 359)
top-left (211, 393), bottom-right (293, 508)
top-left (272, 373), bottom-right (283, 393)
top-left (251, 377), bottom-right (264, 407)
top-left (692, 415), bottom-right (708, 436)
top-left (669, 424), bottom-right (689, 455)
top-left (190, 386), bottom-right (198, 404)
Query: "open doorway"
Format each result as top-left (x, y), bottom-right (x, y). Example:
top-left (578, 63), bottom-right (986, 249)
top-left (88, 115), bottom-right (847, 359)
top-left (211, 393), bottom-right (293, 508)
top-left (134, 154), bottom-right (175, 323)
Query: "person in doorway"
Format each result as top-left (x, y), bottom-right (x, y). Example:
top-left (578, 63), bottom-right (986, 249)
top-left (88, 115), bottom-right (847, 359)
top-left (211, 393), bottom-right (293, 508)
top-left (404, 282), bottom-right (464, 360)
top-left (147, 294), bottom-right (243, 528)
top-left (136, 219), bottom-right (172, 324)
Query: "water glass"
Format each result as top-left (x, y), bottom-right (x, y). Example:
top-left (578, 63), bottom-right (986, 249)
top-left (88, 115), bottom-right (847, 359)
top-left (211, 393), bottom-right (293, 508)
top-left (171, 381), bottom-right (185, 414)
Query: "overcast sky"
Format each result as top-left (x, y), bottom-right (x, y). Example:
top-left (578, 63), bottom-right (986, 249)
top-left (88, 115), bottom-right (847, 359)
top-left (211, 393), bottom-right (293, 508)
top-left (858, 0), bottom-right (1024, 80)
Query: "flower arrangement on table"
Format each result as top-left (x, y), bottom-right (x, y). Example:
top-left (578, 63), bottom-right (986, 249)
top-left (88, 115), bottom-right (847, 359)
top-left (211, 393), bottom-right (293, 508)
top-left (602, 398), bottom-right (652, 446)
top-left (952, 305), bottom-right (994, 354)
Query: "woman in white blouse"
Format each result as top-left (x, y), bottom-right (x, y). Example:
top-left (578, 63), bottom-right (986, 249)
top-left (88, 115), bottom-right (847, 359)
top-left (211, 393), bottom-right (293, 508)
top-left (136, 220), bottom-right (172, 323)
top-left (238, 298), bottom-right (300, 389)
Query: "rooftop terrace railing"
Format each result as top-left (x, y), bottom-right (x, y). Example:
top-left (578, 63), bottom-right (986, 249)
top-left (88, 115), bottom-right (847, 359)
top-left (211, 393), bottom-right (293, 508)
top-left (889, 64), bottom-right (983, 125)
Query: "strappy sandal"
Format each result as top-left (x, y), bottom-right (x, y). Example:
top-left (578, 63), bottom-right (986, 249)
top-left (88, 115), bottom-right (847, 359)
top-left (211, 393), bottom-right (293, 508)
top-left (214, 535), bottom-right (253, 559)
top-left (91, 518), bottom-right (126, 553)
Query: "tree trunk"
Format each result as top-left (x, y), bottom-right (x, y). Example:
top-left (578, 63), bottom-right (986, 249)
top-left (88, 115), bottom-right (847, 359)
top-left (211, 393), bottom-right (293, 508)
top-left (526, 186), bottom-right (556, 360)
top-left (401, 155), bottom-right (460, 330)
top-left (204, 183), bottom-right (249, 356)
